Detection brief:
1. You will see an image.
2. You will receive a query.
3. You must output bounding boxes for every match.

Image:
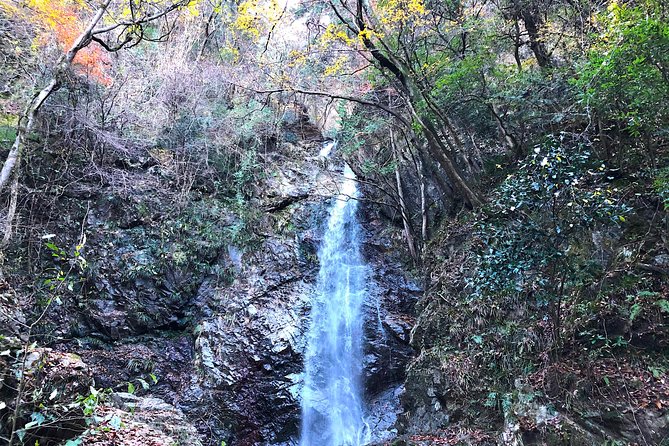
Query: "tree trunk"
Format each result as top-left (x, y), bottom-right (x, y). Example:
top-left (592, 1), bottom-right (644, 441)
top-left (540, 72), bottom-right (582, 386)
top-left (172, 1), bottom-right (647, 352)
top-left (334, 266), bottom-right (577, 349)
top-left (0, 0), bottom-right (112, 194)
top-left (513, 19), bottom-right (523, 71)
top-left (490, 103), bottom-right (520, 156)
top-left (391, 129), bottom-right (418, 261)
top-left (406, 99), bottom-right (482, 208)
top-left (2, 167), bottom-right (19, 246)
top-left (520, 8), bottom-right (552, 68)
top-left (352, 0), bottom-right (482, 208)
top-left (418, 155), bottom-right (428, 243)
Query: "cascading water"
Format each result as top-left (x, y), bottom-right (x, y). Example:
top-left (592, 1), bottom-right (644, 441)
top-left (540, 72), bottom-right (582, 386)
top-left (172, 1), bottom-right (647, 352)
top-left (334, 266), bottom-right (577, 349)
top-left (300, 164), bottom-right (369, 446)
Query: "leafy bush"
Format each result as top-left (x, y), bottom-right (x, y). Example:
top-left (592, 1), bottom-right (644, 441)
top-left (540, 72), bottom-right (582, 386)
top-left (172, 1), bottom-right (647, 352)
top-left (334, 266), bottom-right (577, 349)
top-left (469, 135), bottom-right (630, 311)
top-left (574, 0), bottom-right (669, 139)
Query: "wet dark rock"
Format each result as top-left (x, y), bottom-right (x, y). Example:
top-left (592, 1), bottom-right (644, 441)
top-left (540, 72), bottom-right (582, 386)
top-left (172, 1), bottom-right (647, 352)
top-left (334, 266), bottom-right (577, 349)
top-left (360, 208), bottom-right (420, 398)
top-left (366, 385), bottom-right (405, 443)
top-left (5, 124), bottom-right (420, 445)
top-left (0, 280), bottom-right (24, 337)
top-left (190, 214), bottom-right (316, 444)
top-left (72, 333), bottom-right (195, 403)
top-left (280, 104), bottom-right (323, 143)
top-left (182, 156), bottom-right (420, 445)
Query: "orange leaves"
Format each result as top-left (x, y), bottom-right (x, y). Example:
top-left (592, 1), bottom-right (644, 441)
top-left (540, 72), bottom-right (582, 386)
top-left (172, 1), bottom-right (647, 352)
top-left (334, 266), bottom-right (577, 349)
top-left (72, 43), bottom-right (111, 85)
top-left (31, 0), bottom-right (111, 84)
top-left (1, 0), bottom-right (111, 84)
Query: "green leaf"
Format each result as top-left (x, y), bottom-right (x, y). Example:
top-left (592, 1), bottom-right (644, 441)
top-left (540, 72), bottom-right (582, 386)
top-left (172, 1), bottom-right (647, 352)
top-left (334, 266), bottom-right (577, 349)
top-left (109, 415), bottom-right (122, 430)
top-left (127, 382), bottom-right (135, 394)
top-left (649, 366), bottom-right (665, 379)
top-left (26, 411), bottom-right (46, 428)
top-left (630, 303), bottom-right (642, 322)
top-left (656, 299), bottom-right (669, 313)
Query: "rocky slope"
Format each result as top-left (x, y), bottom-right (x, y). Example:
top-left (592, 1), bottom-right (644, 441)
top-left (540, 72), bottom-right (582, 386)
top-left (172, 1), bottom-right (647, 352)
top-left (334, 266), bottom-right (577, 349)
top-left (0, 111), bottom-right (419, 445)
top-left (395, 186), bottom-right (669, 445)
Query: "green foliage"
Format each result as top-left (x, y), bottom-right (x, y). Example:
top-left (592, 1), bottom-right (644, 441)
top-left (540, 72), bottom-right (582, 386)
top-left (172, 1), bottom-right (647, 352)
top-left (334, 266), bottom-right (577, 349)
top-left (14, 385), bottom-right (110, 445)
top-left (483, 391), bottom-right (513, 415)
top-left (59, 387), bottom-right (122, 445)
top-left (574, 0), bottom-right (669, 137)
top-left (223, 148), bottom-right (264, 249)
top-left (625, 290), bottom-right (668, 327)
top-left (431, 51), bottom-right (499, 139)
top-left (127, 371), bottom-right (157, 395)
top-left (411, 136), bottom-right (638, 418)
top-left (39, 237), bottom-right (88, 306)
top-left (232, 148), bottom-right (259, 202)
top-left (0, 113), bottom-right (18, 149)
top-left (337, 104), bottom-right (389, 157)
top-left (76, 387), bottom-right (110, 418)
top-left (156, 115), bottom-right (205, 150)
top-left (649, 365), bottom-right (666, 379)
top-left (156, 199), bottom-right (232, 274)
top-left (229, 98), bottom-right (277, 147)
top-left (654, 167), bottom-right (669, 209)
top-left (469, 135), bottom-right (629, 302)
top-left (658, 299), bottom-right (669, 313)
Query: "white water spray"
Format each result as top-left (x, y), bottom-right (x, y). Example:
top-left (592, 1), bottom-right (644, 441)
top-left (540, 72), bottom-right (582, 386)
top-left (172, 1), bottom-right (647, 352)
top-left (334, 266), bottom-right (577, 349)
top-left (300, 164), bottom-right (369, 446)
top-left (318, 140), bottom-right (337, 159)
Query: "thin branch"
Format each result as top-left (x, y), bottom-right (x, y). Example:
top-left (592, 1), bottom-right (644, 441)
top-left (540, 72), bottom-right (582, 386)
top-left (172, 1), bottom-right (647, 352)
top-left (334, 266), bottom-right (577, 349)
top-left (241, 84), bottom-right (410, 127)
top-left (91, 1), bottom-right (189, 35)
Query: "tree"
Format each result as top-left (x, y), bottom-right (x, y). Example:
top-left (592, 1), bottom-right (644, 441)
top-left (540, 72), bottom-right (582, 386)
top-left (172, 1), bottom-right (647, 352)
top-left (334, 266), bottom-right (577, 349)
top-left (0, 0), bottom-right (195, 242)
top-left (574, 0), bottom-right (669, 166)
top-left (316, 0), bottom-right (483, 209)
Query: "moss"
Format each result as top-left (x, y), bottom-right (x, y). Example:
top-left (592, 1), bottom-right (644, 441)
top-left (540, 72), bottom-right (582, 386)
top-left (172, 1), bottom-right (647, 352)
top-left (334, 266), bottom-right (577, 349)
top-left (0, 113), bottom-right (18, 148)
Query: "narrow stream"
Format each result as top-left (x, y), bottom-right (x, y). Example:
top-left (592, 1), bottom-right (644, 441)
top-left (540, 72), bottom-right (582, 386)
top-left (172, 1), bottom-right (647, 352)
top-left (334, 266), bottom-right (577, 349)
top-left (299, 164), bottom-right (369, 446)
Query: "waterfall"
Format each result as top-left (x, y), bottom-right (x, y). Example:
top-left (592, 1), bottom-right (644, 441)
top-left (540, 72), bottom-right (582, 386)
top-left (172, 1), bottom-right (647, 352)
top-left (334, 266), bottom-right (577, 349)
top-left (300, 164), bottom-right (369, 446)
top-left (318, 140), bottom-right (337, 159)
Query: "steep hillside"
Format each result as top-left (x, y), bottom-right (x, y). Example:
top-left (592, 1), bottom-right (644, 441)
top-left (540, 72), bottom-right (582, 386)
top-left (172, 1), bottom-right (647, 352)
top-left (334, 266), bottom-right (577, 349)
top-left (1, 0), bottom-right (669, 445)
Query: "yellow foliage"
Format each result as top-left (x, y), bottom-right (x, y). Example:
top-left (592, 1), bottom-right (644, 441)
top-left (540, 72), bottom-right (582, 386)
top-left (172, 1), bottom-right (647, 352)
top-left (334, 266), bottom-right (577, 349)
top-left (357, 28), bottom-right (384, 44)
top-left (186, 1), bottom-right (200, 16)
top-left (0, 0), bottom-right (19, 16)
top-left (378, 0), bottom-right (428, 27)
top-left (1, 0), bottom-right (111, 83)
top-left (288, 49), bottom-right (308, 68)
top-left (323, 55), bottom-right (349, 76)
top-left (607, 0), bottom-right (620, 13)
top-left (220, 44), bottom-right (240, 62)
top-left (320, 23), bottom-right (355, 47)
top-left (233, 0), bottom-right (282, 42)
